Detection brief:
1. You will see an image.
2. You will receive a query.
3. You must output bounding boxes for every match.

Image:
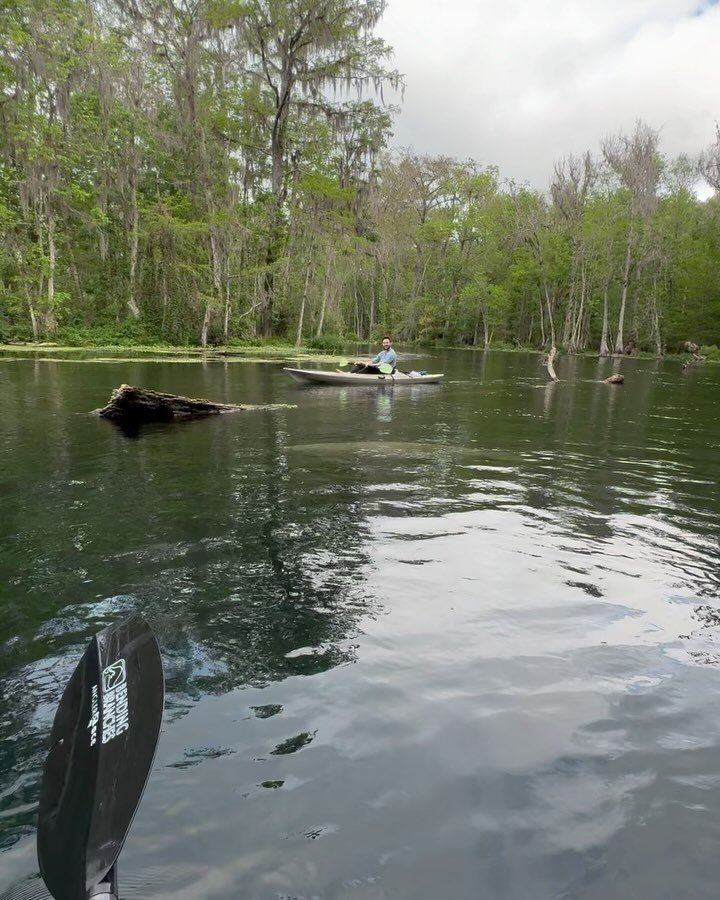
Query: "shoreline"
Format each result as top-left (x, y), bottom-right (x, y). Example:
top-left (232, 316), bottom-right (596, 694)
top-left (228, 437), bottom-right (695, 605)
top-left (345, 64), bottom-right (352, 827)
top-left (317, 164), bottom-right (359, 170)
top-left (0, 341), bottom-right (714, 365)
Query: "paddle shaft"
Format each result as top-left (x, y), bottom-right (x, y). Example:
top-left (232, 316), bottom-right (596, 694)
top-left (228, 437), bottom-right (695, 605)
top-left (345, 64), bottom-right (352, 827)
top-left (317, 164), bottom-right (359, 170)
top-left (88, 866), bottom-right (117, 900)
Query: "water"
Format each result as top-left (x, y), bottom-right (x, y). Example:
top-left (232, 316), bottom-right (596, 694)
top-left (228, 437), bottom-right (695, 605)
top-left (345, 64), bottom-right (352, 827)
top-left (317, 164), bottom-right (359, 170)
top-left (1, 350), bottom-right (719, 900)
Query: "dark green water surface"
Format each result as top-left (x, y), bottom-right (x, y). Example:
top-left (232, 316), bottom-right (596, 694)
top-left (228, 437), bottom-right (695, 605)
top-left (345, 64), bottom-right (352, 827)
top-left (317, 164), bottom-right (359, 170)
top-left (1, 351), bottom-right (719, 899)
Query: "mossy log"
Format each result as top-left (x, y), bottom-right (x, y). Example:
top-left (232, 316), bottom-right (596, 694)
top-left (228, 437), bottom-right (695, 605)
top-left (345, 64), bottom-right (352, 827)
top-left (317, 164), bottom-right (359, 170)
top-left (604, 374), bottom-right (624, 384)
top-left (94, 384), bottom-right (289, 425)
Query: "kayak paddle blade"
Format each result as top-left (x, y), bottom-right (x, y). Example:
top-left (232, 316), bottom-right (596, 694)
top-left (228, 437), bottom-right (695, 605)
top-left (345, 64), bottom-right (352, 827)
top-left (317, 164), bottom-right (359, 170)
top-left (378, 363), bottom-right (393, 374)
top-left (37, 613), bottom-right (164, 900)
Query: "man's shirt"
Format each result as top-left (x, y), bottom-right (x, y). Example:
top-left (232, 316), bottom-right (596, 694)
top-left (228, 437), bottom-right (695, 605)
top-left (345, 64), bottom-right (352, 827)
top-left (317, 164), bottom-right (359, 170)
top-left (371, 348), bottom-right (397, 367)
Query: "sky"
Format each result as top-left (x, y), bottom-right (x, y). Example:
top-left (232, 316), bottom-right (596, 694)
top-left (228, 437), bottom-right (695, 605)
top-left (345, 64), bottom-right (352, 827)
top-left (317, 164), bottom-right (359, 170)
top-left (375, 0), bottom-right (720, 191)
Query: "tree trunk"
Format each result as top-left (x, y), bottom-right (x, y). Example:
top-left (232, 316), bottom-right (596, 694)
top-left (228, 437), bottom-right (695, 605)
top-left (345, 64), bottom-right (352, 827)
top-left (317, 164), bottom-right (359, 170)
top-left (127, 169), bottom-right (141, 319)
top-left (562, 248), bottom-right (578, 347)
top-left (223, 284), bottom-right (231, 343)
top-left (261, 65), bottom-right (294, 339)
top-left (200, 302), bottom-right (211, 348)
top-left (651, 276), bottom-right (663, 357)
top-left (296, 263), bottom-right (311, 347)
top-left (98, 183), bottom-right (108, 262)
top-left (599, 278), bottom-right (610, 357)
top-left (316, 292), bottom-right (327, 338)
top-left (569, 262), bottom-right (586, 352)
top-left (45, 206), bottom-right (58, 335)
top-left (614, 224), bottom-right (634, 354)
top-left (208, 222), bottom-right (225, 338)
top-left (160, 264), bottom-right (169, 334)
top-left (68, 251), bottom-right (84, 307)
top-left (24, 282), bottom-right (39, 340)
top-left (544, 284), bottom-right (556, 347)
top-left (94, 384), bottom-right (284, 434)
top-left (545, 346), bottom-right (559, 382)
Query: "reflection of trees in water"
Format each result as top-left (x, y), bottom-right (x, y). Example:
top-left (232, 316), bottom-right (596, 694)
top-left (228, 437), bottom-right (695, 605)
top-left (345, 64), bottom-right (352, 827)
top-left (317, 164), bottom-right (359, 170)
top-left (124, 410), bottom-right (377, 699)
top-left (0, 405), bottom-right (377, 849)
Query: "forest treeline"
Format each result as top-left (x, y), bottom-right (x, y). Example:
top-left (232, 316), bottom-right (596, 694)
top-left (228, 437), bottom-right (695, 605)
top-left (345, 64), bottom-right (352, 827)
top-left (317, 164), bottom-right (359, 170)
top-left (1, 0), bottom-right (720, 353)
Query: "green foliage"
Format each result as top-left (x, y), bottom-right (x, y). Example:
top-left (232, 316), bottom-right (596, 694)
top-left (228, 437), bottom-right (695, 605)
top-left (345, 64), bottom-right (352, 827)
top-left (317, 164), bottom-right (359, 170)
top-left (305, 333), bottom-right (346, 353)
top-left (56, 323), bottom-right (172, 348)
top-left (1, 0), bottom-right (719, 352)
top-left (0, 321), bottom-right (35, 343)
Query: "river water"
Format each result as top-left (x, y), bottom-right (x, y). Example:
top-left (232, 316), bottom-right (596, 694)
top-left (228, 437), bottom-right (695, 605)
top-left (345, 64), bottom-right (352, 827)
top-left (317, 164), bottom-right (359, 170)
top-left (1, 350), bottom-right (719, 900)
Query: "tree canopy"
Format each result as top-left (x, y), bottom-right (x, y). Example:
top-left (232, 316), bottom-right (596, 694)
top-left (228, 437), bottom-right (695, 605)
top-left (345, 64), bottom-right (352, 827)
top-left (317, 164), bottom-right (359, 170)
top-left (1, 1), bottom-right (719, 354)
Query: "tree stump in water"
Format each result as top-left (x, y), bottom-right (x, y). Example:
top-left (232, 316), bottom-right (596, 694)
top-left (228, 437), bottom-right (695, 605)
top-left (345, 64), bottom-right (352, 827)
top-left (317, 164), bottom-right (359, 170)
top-left (94, 384), bottom-right (291, 435)
top-left (682, 341), bottom-right (705, 369)
top-left (604, 374), bottom-right (624, 384)
top-left (543, 346), bottom-right (559, 382)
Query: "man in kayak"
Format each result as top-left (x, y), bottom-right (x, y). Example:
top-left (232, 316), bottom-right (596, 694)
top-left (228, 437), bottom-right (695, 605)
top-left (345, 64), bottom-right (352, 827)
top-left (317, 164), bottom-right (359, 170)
top-left (352, 336), bottom-right (397, 374)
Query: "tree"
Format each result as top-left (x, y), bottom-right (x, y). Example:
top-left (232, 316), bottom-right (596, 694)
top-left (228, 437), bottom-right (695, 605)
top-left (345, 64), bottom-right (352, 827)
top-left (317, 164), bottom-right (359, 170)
top-left (699, 126), bottom-right (720, 194)
top-left (601, 121), bottom-right (661, 353)
top-left (235, 0), bottom-right (400, 335)
top-left (551, 152), bottom-right (595, 352)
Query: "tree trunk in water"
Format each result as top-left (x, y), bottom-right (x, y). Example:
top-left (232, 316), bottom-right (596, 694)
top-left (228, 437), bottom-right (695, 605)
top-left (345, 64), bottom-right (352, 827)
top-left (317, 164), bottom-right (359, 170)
top-left (94, 384), bottom-right (284, 435)
top-left (545, 346), bottom-right (559, 382)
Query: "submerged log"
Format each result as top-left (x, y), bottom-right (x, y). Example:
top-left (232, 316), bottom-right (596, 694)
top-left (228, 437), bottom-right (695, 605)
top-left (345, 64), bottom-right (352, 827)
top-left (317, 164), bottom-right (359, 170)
top-left (94, 384), bottom-right (291, 430)
top-left (604, 373), bottom-right (624, 384)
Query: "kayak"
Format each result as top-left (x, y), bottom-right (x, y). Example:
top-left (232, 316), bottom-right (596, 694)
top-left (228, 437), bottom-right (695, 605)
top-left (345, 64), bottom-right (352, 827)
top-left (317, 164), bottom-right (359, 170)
top-left (284, 368), bottom-right (444, 386)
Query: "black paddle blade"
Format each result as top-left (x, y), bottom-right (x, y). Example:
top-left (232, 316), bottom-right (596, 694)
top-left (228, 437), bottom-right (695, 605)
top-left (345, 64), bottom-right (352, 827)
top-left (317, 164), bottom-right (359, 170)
top-left (37, 613), bottom-right (164, 900)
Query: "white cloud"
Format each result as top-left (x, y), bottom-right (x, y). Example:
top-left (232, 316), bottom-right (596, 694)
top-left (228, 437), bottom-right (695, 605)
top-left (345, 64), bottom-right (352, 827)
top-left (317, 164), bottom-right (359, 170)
top-left (376, 0), bottom-right (720, 189)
